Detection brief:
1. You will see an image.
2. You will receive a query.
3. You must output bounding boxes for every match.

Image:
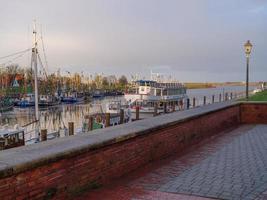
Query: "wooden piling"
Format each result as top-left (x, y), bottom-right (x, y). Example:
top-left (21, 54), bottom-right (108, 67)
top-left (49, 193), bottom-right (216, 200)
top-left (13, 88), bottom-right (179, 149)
top-left (153, 103), bottom-right (158, 117)
top-left (0, 139), bottom-right (4, 150)
top-left (212, 95), bottom-right (215, 103)
top-left (193, 97), bottom-right (196, 108)
top-left (219, 94), bottom-right (222, 102)
top-left (136, 106), bottom-right (140, 120)
top-left (120, 109), bottom-right (124, 124)
top-left (105, 113), bottom-right (110, 127)
top-left (163, 102), bottom-right (167, 113)
top-left (88, 116), bottom-right (93, 131)
top-left (187, 98), bottom-right (190, 109)
top-left (41, 129), bottom-right (47, 141)
top-left (203, 96), bottom-right (206, 105)
top-left (225, 93), bottom-right (228, 101)
top-left (68, 122), bottom-right (74, 136)
top-left (172, 102), bottom-right (176, 112)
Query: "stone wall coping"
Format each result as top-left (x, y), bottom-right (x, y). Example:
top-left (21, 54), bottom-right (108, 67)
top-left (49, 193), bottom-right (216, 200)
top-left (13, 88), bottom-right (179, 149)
top-left (239, 101), bottom-right (267, 104)
top-left (0, 101), bottom-right (242, 178)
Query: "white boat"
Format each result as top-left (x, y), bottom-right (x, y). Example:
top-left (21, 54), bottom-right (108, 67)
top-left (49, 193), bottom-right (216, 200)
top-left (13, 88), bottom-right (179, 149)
top-left (105, 100), bottom-right (127, 114)
top-left (252, 88), bottom-right (262, 94)
top-left (0, 125), bottom-right (25, 150)
top-left (39, 95), bottom-right (61, 107)
top-left (105, 100), bottom-right (132, 121)
top-left (124, 79), bottom-right (187, 113)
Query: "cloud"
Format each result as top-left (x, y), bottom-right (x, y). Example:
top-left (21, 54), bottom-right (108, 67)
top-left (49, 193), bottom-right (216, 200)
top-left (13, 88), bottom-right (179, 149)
top-left (0, 0), bottom-right (266, 81)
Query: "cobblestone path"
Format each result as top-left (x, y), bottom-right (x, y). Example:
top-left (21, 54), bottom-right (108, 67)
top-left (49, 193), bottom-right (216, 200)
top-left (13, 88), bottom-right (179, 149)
top-left (77, 125), bottom-right (267, 200)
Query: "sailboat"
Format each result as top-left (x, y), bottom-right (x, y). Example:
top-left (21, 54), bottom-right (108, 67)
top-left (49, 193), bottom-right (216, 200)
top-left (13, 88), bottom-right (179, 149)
top-left (0, 21), bottom-right (61, 150)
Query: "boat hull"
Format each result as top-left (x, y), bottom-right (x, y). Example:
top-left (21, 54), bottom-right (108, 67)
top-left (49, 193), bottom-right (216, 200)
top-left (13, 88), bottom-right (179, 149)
top-left (17, 101), bottom-right (35, 108)
top-left (38, 101), bottom-right (61, 107)
top-left (62, 97), bottom-right (84, 104)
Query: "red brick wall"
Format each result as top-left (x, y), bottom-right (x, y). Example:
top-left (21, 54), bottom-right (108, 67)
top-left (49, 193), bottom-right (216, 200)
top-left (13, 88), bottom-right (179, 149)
top-left (240, 103), bottom-right (267, 124)
top-left (0, 105), bottom-right (240, 200)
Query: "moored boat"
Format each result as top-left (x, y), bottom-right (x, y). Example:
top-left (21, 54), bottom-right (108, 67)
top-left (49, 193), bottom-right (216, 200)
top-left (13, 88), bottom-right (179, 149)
top-left (82, 111), bottom-right (131, 132)
top-left (124, 79), bottom-right (187, 113)
top-left (61, 91), bottom-right (84, 104)
top-left (92, 90), bottom-right (104, 99)
top-left (16, 94), bottom-right (35, 108)
top-left (0, 126), bottom-right (25, 150)
top-left (39, 95), bottom-right (61, 107)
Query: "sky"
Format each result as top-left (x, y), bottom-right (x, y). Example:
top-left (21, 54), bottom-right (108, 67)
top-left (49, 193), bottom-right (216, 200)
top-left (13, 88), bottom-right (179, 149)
top-left (0, 0), bottom-right (266, 82)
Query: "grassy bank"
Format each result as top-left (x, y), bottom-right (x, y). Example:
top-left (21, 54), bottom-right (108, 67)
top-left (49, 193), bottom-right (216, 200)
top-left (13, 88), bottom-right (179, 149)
top-left (245, 90), bottom-right (267, 101)
top-left (184, 82), bottom-right (260, 89)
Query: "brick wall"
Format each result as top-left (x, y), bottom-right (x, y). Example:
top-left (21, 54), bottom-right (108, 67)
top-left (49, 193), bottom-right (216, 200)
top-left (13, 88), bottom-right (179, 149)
top-left (240, 103), bottom-right (267, 124)
top-left (0, 104), bottom-right (242, 200)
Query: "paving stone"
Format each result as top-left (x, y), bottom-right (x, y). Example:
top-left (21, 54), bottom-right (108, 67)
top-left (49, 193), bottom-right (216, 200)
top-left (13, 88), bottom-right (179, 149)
top-left (77, 125), bottom-right (267, 200)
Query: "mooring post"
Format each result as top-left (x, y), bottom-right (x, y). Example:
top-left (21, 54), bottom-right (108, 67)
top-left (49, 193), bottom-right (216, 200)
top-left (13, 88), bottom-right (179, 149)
top-left (136, 106), bottom-right (140, 120)
top-left (105, 113), bottom-right (110, 127)
top-left (212, 95), bottom-right (215, 103)
top-left (203, 96), bottom-right (206, 105)
top-left (68, 122), bottom-right (74, 136)
top-left (163, 102), bottom-right (167, 113)
top-left (172, 102), bottom-right (176, 112)
top-left (187, 98), bottom-right (190, 109)
top-left (225, 93), bottom-right (228, 101)
top-left (120, 109), bottom-right (124, 124)
top-left (41, 129), bottom-right (47, 141)
top-left (193, 97), bottom-right (196, 108)
top-left (88, 116), bottom-right (93, 131)
top-left (154, 103), bottom-right (158, 116)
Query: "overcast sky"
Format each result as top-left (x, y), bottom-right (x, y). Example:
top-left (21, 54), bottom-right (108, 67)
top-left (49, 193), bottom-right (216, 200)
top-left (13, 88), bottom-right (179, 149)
top-left (0, 0), bottom-right (266, 82)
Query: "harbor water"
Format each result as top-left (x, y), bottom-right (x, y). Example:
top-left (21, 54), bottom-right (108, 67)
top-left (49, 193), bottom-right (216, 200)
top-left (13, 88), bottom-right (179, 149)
top-left (0, 85), bottom-right (257, 135)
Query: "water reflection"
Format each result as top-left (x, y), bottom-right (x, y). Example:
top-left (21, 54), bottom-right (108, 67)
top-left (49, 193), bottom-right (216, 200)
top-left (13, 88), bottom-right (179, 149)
top-left (0, 86), bottom-right (257, 134)
top-left (0, 97), bottom-right (123, 133)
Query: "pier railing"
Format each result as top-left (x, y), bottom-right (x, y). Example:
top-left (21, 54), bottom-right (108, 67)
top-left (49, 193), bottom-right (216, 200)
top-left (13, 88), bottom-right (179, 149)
top-left (0, 89), bottom-right (256, 149)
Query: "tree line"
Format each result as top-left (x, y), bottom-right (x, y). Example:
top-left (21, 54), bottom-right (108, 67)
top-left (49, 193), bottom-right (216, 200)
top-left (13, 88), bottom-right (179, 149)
top-left (0, 64), bottom-right (129, 96)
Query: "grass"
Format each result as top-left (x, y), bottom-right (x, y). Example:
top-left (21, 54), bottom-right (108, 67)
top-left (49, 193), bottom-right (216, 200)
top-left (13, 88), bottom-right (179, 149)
top-left (244, 90), bottom-right (267, 101)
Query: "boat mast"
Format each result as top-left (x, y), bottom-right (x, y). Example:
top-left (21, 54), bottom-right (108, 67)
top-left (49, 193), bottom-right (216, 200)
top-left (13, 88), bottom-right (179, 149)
top-left (32, 20), bottom-right (39, 121)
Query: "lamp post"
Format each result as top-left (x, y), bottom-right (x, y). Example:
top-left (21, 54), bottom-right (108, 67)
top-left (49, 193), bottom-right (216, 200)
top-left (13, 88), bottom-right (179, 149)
top-left (244, 40), bottom-right (252, 100)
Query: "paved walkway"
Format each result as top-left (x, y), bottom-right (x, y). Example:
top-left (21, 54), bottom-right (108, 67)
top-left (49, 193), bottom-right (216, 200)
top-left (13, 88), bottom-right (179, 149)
top-left (77, 125), bottom-right (267, 200)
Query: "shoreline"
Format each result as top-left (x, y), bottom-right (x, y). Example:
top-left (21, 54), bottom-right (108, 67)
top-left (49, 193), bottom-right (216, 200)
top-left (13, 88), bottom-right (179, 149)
top-left (185, 82), bottom-right (259, 89)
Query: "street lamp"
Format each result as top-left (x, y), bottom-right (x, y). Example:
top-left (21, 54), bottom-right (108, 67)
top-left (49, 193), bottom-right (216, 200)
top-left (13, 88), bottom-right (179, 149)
top-left (244, 40), bottom-right (252, 100)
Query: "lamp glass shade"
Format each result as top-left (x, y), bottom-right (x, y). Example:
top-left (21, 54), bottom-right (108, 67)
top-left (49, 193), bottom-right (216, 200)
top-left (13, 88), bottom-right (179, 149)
top-left (244, 40), bottom-right (252, 55)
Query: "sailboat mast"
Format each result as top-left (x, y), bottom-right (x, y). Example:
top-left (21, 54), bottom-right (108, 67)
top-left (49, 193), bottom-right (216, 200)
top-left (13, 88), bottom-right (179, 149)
top-left (32, 20), bottom-right (39, 121)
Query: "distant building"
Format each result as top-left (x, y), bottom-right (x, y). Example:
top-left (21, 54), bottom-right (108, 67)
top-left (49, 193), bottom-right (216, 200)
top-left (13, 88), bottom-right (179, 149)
top-left (0, 73), bottom-right (24, 88)
top-left (107, 75), bottom-right (117, 85)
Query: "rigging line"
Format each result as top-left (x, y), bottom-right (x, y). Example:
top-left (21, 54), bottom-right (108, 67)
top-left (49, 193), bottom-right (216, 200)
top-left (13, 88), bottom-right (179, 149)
top-left (40, 25), bottom-right (49, 73)
top-left (37, 53), bottom-right (48, 79)
top-left (0, 48), bottom-right (31, 60)
top-left (0, 50), bottom-right (30, 67)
